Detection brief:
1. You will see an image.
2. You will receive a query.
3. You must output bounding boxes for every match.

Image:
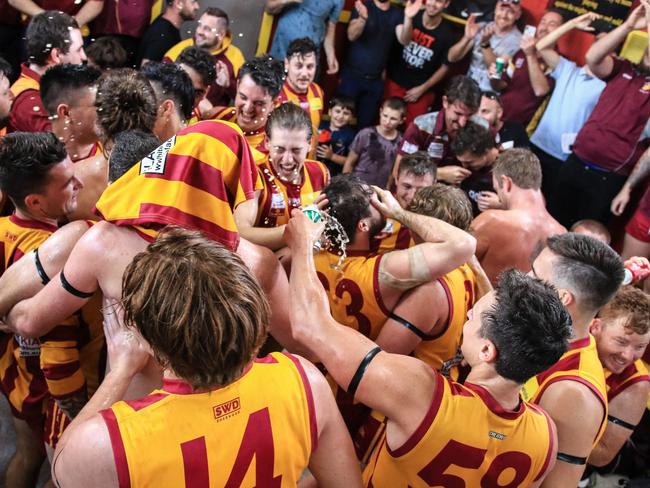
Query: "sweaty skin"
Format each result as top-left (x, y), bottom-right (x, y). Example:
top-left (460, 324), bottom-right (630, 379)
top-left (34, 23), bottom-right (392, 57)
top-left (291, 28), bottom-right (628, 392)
top-left (471, 193), bottom-right (565, 284)
top-left (66, 153), bottom-right (108, 221)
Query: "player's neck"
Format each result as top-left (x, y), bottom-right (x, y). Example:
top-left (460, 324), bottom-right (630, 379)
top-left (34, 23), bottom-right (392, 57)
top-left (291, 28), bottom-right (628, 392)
top-left (567, 310), bottom-right (593, 342)
top-left (287, 78), bottom-right (309, 95)
top-left (422, 12), bottom-right (442, 29)
top-left (506, 188), bottom-right (545, 211)
top-left (14, 206), bottom-right (58, 227)
top-left (465, 366), bottom-right (522, 412)
top-left (373, 0), bottom-right (390, 11)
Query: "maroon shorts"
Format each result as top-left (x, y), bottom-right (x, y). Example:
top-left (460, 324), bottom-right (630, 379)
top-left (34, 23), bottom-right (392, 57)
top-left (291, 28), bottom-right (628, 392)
top-left (626, 207), bottom-right (650, 243)
top-left (384, 78), bottom-right (437, 128)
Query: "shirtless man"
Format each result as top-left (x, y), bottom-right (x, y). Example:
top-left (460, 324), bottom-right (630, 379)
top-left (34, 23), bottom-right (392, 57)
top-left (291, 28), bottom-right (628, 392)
top-left (0, 120), bottom-right (297, 399)
top-left (524, 233), bottom-right (625, 487)
top-left (471, 148), bottom-right (565, 284)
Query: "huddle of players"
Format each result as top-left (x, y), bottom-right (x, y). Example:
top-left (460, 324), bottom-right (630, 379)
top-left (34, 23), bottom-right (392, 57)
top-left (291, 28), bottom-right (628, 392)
top-left (0, 21), bottom-right (648, 488)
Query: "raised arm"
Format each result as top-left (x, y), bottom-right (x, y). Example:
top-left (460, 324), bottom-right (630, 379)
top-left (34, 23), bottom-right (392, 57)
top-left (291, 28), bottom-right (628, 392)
top-left (7, 0), bottom-right (42, 17)
top-left (521, 36), bottom-right (551, 97)
top-left (448, 15), bottom-right (481, 62)
top-left (348, 0), bottom-right (368, 42)
top-left (74, 0), bottom-right (104, 27)
top-left (324, 21), bottom-right (339, 74)
top-left (537, 12), bottom-right (599, 69)
top-left (396, 0), bottom-right (422, 46)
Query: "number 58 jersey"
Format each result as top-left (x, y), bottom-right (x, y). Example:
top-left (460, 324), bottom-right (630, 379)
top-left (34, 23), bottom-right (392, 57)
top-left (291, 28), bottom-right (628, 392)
top-left (363, 374), bottom-right (556, 488)
top-left (100, 352), bottom-right (317, 488)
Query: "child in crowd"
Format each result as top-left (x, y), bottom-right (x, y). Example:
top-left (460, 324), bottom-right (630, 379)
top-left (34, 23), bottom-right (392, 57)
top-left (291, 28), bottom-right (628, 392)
top-left (343, 96), bottom-right (406, 188)
top-left (316, 95), bottom-right (357, 176)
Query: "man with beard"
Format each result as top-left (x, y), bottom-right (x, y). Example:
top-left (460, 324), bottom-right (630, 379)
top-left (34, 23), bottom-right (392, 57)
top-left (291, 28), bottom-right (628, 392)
top-left (234, 103), bottom-right (329, 251)
top-left (549, 1), bottom-right (650, 228)
top-left (138, 0), bottom-right (199, 66)
top-left (163, 7), bottom-right (245, 108)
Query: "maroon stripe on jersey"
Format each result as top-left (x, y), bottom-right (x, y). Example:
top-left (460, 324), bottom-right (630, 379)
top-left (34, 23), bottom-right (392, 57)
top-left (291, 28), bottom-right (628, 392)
top-left (606, 362), bottom-right (650, 401)
top-left (10, 248), bottom-right (24, 265)
top-left (465, 382), bottom-right (526, 420)
top-left (9, 214), bottom-right (58, 233)
top-left (535, 353), bottom-right (581, 386)
top-left (389, 372), bottom-right (445, 458)
top-left (181, 437), bottom-right (210, 488)
top-left (608, 375), bottom-right (650, 401)
top-left (567, 336), bottom-right (591, 351)
top-left (531, 404), bottom-right (556, 482)
top-left (255, 355), bottom-right (279, 364)
top-left (448, 380), bottom-right (474, 397)
top-left (394, 226), bottom-right (412, 250)
top-left (285, 353), bottom-right (319, 453)
top-left (425, 277), bottom-right (454, 342)
top-left (0, 240), bottom-right (5, 273)
top-left (100, 408), bottom-right (132, 488)
top-left (41, 361), bottom-right (80, 381)
top-left (373, 254), bottom-right (392, 317)
top-left (304, 160), bottom-right (327, 190)
top-left (23, 354), bottom-right (48, 417)
top-left (0, 341), bottom-right (21, 416)
top-left (124, 392), bottom-right (169, 412)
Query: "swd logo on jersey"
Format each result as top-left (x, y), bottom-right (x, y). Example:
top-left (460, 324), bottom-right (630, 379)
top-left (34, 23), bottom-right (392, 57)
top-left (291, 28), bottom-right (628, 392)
top-left (140, 136), bottom-right (176, 175)
top-left (213, 398), bottom-right (241, 421)
top-left (489, 431), bottom-right (507, 440)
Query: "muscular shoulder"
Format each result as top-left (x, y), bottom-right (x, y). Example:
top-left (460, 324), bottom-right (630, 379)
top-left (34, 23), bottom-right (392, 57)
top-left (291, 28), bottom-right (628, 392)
top-left (470, 210), bottom-right (509, 234)
top-left (539, 380), bottom-right (604, 429)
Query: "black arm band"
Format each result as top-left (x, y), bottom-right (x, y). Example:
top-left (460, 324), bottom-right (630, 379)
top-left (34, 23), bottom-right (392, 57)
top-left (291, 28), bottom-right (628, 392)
top-left (608, 414), bottom-right (636, 431)
top-left (556, 452), bottom-right (587, 465)
top-left (347, 347), bottom-right (381, 398)
top-left (33, 248), bottom-right (50, 285)
top-left (389, 312), bottom-right (432, 340)
top-left (59, 270), bottom-right (94, 299)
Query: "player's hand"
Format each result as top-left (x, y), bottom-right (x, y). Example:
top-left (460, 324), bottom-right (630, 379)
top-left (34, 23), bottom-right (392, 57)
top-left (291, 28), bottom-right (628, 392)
top-left (437, 166), bottom-right (472, 186)
top-left (570, 12), bottom-right (600, 32)
top-left (215, 61), bottom-right (230, 88)
top-left (103, 299), bottom-right (151, 377)
top-left (464, 14), bottom-right (481, 40)
top-left (404, 84), bottom-right (427, 102)
top-left (480, 22), bottom-right (496, 44)
top-left (611, 185), bottom-right (631, 216)
top-left (285, 209), bottom-right (326, 251)
top-left (521, 35), bottom-right (537, 56)
top-left (354, 0), bottom-right (368, 20)
top-left (625, 4), bottom-right (647, 30)
top-left (477, 191), bottom-right (503, 212)
top-left (404, 0), bottom-right (423, 20)
top-left (371, 185), bottom-right (403, 220)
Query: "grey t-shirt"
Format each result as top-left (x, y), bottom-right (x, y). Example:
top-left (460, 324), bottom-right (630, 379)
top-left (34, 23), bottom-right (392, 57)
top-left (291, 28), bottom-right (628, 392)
top-left (350, 127), bottom-right (402, 188)
top-left (467, 23), bottom-right (522, 91)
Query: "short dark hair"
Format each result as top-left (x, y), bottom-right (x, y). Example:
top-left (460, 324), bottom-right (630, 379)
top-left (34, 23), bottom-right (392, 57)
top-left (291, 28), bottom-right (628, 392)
top-left (177, 46), bottom-right (217, 87)
top-left (203, 7), bottom-right (229, 26)
top-left (570, 219), bottom-right (611, 245)
top-left (141, 62), bottom-right (195, 120)
top-left (445, 75), bottom-right (482, 112)
top-left (451, 121), bottom-right (496, 157)
top-left (40, 64), bottom-right (102, 115)
top-left (109, 130), bottom-right (161, 182)
top-left (382, 96), bottom-right (407, 116)
top-left (26, 11), bottom-right (79, 66)
top-left (86, 37), bottom-right (128, 71)
top-left (546, 233), bottom-right (625, 314)
top-left (493, 148), bottom-right (542, 190)
top-left (409, 184), bottom-right (473, 231)
top-left (266, 102), bottom-right (313, 141)
top-left (95, 69), bottom-right (158, 145)
top-left (543, 7), bottom-right (566, 22)
top-left (330, 95), bottom-right (355, 113)
top-left (286, 37), bottom-right (318, 60)
top-left (398, 151), bottom-right (437, 179)
top-left (237, 56), bottom-right (285, 99)
top-left (0, 57), bottom-right (12, 80)
top-left (482, 90), bottom-right (503, 108)
top-left (322, 174), bottom-right (373, 242)
top-left (481, 269), bottom-right (572, 384)
top-left (0, 132), bottom-right (67, 208)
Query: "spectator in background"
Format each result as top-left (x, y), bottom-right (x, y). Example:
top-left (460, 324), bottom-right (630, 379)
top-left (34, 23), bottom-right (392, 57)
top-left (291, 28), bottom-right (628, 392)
top-left (317, 95), bottom-right (357, 176)
top-left (0, 1), bottom-right (23, 76)
top-left (393, 75), bottom-right (482, 186)
top-left (527, 12), bottom-right (605, 199)
top-left (385, 0), bottom-right (457, 126)
top-left (176, 46), bottom-right (217, 120)
top-left (164, 8), bottom-right (245, 108)
top-left (343, 96), bottom-right (405, 188)
top-left (266, 0), bottom-right (343, 74)
top-left (86, 36), bottom-right (129, 71)
top-left (340, 0), bottom-right (421, 129)
top-left (571, 219), bottom-right (612, 245)
top-left (8, 0), bottom-right (104, 32)
top-left (9, 11), bottom-right (86, 133)
top-left (137, 0), bottom-right (199, 66)
top-left (448, 0), bottom-right (522, 92)
top-left (490, 9), bottom-right (563, 129)
top-left (477, 91), bottom-right (528, 149)
top-left (549, 3), bottom-right (650, 228)
top-left (0, 57), bottom-right (14, 134)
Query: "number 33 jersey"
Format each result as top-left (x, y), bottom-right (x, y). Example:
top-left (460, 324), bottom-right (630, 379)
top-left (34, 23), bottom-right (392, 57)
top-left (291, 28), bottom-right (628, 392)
top-left (100, 352), bottom-right (317, 488)
top-left (363, 373), bottom-right (556, 488)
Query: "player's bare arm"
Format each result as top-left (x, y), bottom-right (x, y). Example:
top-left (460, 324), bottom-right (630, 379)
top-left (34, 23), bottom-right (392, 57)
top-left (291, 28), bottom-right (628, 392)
top-left (234, 196), bottom-right (288, 251)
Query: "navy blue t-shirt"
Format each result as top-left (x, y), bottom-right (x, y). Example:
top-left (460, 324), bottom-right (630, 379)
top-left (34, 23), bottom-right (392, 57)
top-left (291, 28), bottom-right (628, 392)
top-left (317, 120), bottom-right (357, 176)
top-left (344, 1), bottom-right (403, 79)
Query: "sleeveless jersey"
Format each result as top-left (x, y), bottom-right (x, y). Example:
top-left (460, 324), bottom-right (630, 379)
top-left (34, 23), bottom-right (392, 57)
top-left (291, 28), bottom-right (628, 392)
top-left (257, 158), bottom-right (329, 227)
top-left (314, 250), bottom-right (390, 340)
top-left (521, 335), bottom-right (608, 448)
top-left (95, 120), bottom-right (262, 250)
top-left (363, 374), bottom-right (556, 487)
top-left (371, 219), bottom-right (413, 254)
top-left (215, 106), bottom-right (268, 159)
top-left (278, 81), bottom-right (324, 145)
top-left (605, 359), bottom-right (650, 402)
top-left (415, 263), bottom-right (476, 377)
top-left (100, 352), bottom-right (317, 488)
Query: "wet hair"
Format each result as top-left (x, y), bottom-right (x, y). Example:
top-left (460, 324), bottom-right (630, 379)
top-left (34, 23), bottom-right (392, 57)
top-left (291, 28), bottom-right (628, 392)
top-left (237, 56), bottom-right (285, 99)
top-left (286, 37), bottom-right (318, 60)
top-left (382, 96), bottom-right (407, 116)
top-left (329, 95), bottom-right (355, 113)
top-left (85, 37), bottom-right (128, 71)
top-left (177, 46), bottom-right (217, 87)
top-left (445, 75), bottom-right (482, 113)
top-left (481, 269), bottom-right (572, 384)
top-left (0, 132), bottom-right (67, 209)
top-left (26, 11), bottom-right (79, 67)
top-left (322, 174), bottom-right (373, 242)
top-left (409, 184), bottom-right (473, 231)
top-left (570, 219), bottom-right (611, 245)
top-left (598, 287), bottom-right (650, 336)
top-left (266, 102), bottom-right (313, 141)
top-left (95, 69), bottom-right (158, 145)
top-left (493, 148), bottom-right (542, 190)
top-left (109, 130), bottom-right (161, 182)
top-left (398, 151), bottom-right (437, 179)
top-left (121, 227), bottom-right (269, 390)
top-left (141, 61), bottom-right (195, 120)
top-left (545, 233), bottom-right (625, 314)
top-left (451, 121), bottom-right (496, 157)
top-left (40, 64), bottom-right (102, 115)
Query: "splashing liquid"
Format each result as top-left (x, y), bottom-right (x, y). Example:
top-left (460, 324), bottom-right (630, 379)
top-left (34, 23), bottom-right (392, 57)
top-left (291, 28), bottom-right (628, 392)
top-left (303, 206), bottom-right (349, 269)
